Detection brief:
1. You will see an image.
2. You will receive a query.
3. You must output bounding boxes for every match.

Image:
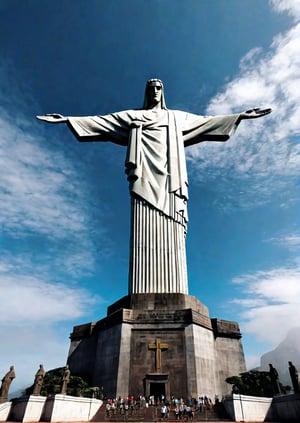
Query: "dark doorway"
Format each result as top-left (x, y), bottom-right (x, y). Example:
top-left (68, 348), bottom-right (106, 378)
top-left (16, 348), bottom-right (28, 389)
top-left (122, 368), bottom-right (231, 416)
top-left (150, 382), bottom-right (165, 399)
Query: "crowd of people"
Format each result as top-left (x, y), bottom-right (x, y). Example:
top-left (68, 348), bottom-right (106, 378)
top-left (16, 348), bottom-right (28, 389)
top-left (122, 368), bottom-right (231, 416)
top-left (104, 395), bottom-right (215, 421)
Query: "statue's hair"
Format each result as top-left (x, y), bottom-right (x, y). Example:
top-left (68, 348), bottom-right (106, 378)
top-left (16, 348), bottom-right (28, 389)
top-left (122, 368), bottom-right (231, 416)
top-left (142, 78), bottom-right (167, 109)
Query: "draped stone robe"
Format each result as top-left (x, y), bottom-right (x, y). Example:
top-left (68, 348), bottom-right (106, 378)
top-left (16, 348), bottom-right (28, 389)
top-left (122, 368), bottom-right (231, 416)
top-left (68, 109), bottom-right (240, 294)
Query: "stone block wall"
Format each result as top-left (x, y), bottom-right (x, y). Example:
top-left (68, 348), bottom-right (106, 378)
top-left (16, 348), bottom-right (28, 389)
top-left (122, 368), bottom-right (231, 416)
top-left (67, 294), bottom-right (246, 400)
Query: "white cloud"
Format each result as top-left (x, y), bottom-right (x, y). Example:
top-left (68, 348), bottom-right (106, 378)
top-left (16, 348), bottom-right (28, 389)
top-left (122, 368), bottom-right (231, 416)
top-left (0, 325), bottom-right (71, 396)
top-left (231, 266), bottom-right (300, 346)
top-left (0, 61), bottom-right (113, 282)
top-left (187, 15), bottom-right (300, 211)
top-left (0, 113), bottom-right (87, 238)
top-left (268, 233), bottom-right (300, 251)
top-left (0, 248), bottom-right (103, 393)
top-left (189, 3), bottom-right (300, 366)
top-left (0, 63), bottom-right (108, 394)
top-left (246, 354), bottom-right (263, 371)
top-left (0, 276), bottom-right (99, 324)
top-left (0, 270), bottom-right (101, 395)
top-left (270, 0), bottom-right (300, 20)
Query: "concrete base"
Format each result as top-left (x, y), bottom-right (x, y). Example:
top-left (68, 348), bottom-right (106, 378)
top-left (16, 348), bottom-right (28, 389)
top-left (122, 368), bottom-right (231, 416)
top-left (223, 393), bottom-right (300, 422)
top-left (68, 293), bottom-right (246, 400)
top-left (8, 395), bottom-right (47, 422)
top-left (0, 402), bottom-right (12, 421)
top-left (272, 393), bottom-right (300, 422)
top-left (224, 394), bottom-right (273, 422)
top-left (41, 394), bottom-right (102, 422)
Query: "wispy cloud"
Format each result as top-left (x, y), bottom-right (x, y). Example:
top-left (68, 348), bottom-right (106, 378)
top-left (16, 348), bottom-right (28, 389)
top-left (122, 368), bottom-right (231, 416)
top-left (0, 325), bottom-right (71, 395)
top-left (0, 63), bottom-right (107, 392)
top-left (0, 252), bottom-right (101, 393)
top-left (268, 233), bottom-right (300, 251)
top-left (0, 109), bottom-right (89, 239)
top-left (194, 0), bottom-right (300, 358)
top-left (231, 265), bottom-right (300, 346)
top-left (0, 274), bottom-right (99, 325)
top-left (0, 60), bottom-right (113, 280)
top-left (186, 3), bottom-right (300, 211)
top-left (270, 0), bottom-right (300, 20)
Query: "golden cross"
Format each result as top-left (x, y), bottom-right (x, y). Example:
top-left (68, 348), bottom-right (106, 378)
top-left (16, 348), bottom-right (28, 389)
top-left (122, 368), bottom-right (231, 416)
top-left (148, 338), bottom-right (168, 372)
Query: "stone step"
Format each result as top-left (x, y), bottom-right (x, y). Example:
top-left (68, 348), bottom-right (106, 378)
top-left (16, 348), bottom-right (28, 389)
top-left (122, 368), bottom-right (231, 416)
top-left (91, 405), bottom-right (231, 422)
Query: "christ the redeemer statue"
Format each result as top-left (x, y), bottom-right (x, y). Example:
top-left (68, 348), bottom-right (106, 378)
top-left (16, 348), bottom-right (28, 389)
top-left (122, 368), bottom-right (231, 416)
top-left (37, 78), bottom-right (271, 295)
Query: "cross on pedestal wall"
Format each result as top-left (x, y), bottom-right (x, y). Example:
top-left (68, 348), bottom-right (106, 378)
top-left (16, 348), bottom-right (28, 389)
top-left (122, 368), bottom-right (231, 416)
top-left (148, 338), bottom-right (168, 372)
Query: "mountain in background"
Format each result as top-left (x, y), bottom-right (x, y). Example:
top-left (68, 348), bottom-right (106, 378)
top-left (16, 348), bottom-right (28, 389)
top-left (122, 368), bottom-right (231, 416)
top-left (259, 327), bottom-right (300, 387)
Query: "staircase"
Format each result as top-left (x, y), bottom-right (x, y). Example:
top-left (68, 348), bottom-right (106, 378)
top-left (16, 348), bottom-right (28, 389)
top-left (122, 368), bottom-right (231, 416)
top-left (91, 403), bottom-right (231, 422)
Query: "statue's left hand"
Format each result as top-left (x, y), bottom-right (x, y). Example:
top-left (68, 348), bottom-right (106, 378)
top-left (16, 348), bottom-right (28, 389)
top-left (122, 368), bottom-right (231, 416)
top-left (36, 113), bottom-right (67, 123)
top-left (240, 108), bottom-right (272, 119)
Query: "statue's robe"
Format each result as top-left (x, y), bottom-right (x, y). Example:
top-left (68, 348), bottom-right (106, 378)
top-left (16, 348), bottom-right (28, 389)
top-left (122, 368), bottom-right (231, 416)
top-left (68, 109), bottom-right (240, 294)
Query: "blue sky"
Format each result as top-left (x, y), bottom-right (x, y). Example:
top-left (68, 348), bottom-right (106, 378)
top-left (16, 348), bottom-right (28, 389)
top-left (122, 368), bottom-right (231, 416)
top-left (0, 0), bottom-right (299, 394)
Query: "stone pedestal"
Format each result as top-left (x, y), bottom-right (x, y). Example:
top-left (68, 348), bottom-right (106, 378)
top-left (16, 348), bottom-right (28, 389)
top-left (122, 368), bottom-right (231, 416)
top-left (41, 395), bottom-right (102, 422)
top-left (8, 395), bottom-right (47, 422)
top-left (224, 394), bottom-right (273, 422)
top-left (0, 402), bottom-right (12, 421)
top-left (67, 293), bottom-right (246, 400)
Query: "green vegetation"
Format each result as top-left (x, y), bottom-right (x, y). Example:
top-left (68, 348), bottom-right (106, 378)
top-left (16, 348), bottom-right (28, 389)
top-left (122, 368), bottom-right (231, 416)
top-left (226, 370), bottom-right (291, 397)
top-left (25, 367), bottom-right (102, 398)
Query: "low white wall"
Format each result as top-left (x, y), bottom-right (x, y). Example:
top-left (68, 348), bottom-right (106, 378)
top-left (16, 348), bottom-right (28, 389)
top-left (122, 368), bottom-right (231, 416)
top-left (6, 395), bottom-right (47, 422)
top-left (224, 394), bottom-right (272, 422)
top-left (224, 393), bottom-right (300, 422)
top-left (23, 395), bottom-right (47, 422)
top-left (50, 394), bottom-right (102, 422)
top-left (0, 402), bottom-right (12, 421)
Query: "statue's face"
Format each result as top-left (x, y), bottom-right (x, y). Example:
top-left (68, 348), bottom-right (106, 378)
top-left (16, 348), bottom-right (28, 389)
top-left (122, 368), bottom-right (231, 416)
top-left (147, 81), bottom-right (162, 107)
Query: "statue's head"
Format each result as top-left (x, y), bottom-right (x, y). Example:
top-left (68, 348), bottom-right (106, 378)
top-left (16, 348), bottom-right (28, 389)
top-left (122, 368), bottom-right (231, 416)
top-left (143, 78), bottom-right (167, 109)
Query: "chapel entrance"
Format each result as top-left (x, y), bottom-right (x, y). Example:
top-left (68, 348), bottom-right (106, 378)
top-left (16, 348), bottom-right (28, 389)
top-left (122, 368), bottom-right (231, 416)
top-left (150, 382), bottom-right (165, 399)
top-left (144, 373), bottom-right (169, 399)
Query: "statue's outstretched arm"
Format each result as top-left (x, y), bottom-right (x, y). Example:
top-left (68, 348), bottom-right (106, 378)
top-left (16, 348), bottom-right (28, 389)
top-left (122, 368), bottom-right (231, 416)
top-left (36, 113), bottom-right (67, 123)
top-left (239, 108), bottom-right (272, 120)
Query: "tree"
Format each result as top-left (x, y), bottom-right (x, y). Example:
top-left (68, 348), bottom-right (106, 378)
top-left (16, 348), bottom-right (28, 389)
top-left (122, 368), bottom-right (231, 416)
top-left (24, 367), bottom-right (97, 397)
top-left (226, 370), bottom-right (290, 397)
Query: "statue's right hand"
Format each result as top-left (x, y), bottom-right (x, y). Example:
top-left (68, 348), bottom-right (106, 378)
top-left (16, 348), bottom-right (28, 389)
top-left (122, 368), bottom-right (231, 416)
top-left (36, 113), bottom-right (67, 123)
